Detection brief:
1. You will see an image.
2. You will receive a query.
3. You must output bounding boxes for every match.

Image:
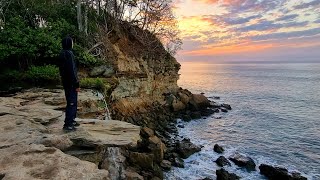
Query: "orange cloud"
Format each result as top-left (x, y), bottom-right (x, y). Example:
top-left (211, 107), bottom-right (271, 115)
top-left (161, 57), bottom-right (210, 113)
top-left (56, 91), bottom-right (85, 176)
top-left (197, 0), bottom-right (219, 4)
top-left (197, 0), bottom-right (244, 5)
top-left (183, 43), bottom-right (274, 55)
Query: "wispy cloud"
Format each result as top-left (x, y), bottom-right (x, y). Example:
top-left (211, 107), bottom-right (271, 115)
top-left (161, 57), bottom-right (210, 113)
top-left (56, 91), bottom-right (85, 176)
top-left (173, 0), bottom-right (320, 61)
top-left (293, 0), bottom-right (320, 10)
top-left (276, 14), bottom-right (299, 21)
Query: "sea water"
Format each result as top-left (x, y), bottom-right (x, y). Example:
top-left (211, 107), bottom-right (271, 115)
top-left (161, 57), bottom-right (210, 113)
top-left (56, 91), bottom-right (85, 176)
top-left (166, 62), bottom-right (320, 180)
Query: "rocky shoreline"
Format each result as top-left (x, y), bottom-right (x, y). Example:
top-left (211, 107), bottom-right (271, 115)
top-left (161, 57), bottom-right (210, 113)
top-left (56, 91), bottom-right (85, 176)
top-left (0, 88), bottom-right (310, 180)
top-left (0, 87), bottom-right (219, 180)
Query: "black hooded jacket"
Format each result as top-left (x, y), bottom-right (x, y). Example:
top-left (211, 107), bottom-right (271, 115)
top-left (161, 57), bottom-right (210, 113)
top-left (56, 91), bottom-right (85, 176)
top-left (59, 37), bottom-right (79, 89)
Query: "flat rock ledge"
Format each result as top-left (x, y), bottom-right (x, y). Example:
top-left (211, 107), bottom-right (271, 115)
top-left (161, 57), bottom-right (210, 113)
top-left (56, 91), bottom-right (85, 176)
top-left (0, 88), bottom-right (141, 180)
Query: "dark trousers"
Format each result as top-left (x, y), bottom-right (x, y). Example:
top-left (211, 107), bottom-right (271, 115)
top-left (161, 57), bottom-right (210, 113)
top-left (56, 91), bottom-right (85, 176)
top-left (64, 88), bottom-right (78, 127)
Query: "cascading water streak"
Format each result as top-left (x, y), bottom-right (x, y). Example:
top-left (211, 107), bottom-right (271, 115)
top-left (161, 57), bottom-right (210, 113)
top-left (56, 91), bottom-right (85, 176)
top-left (97, 91), bottom-right (112, 121)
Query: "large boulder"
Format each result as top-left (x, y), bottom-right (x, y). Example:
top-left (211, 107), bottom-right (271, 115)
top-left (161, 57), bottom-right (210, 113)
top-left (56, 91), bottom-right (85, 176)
top-left (190, 94), bottom-right (210, 110)
top-left (259, 164), bottom-right (307, 180)
top-left (229, 153), bottom-right (256, 171)
top-left (172, 156), bottom-right (184, 168)
top-left (148, 136), bottom-right (166, 163)
top-left (178, 92), bottom-right (191, 105)
top-left (172, 100), bottom-right (186, 112)
top-left (214, 144), bottom-right (224, 154)
top-left (216, 169), bottom-right (240, 180)
top-left (140, 127), bottom-right (155, 138)
top-left (129, 152), bottom-right (154, 170)
top-left (215, 156), bottom-right (231, 167)
top-left (175, 138), bottom-right (201, 159)
top-left (0, 144), bottom-right (109, 180)
top-left (160, 160), bottom-right (172, 171)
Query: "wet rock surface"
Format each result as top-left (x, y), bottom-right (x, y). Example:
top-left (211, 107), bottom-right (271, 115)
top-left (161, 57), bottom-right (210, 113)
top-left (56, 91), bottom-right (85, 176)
top-left (172, 156), bottom-right (185, 168)
top-left (214, 144), bottom-right (225, 153)
top-left (229, 152), bottom-right (256, 171)
top-left (216, 156), bottom-right (231, 167)
top-left (175, 138), bottom-right (201, 159)
top-left (216, 169), bottom-right (240, 180)
top-left (259, 164), bottom-right (307, 180)
top-left (160, 160), bottom-right (172, 171)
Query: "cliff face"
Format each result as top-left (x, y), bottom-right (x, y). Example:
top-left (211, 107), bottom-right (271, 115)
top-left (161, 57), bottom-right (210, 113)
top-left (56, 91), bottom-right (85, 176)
top-left (88, 23), bottom-right (181, 127)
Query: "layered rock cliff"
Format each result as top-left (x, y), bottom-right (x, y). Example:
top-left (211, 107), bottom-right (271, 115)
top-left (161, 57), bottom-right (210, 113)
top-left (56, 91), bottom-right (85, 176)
top-left (81, 22), bottom-right (182, 130)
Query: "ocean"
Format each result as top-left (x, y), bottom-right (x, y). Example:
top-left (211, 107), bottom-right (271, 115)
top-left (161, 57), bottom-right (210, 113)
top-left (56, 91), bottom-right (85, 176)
top-left (166, 62), bottom-right (320, 180)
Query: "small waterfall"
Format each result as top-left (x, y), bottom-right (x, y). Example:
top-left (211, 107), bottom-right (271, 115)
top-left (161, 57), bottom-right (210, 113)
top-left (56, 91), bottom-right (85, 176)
top-left (96, 91), bottom-right (112, 121)
top-left (101, 147), bottom-right (126, 180)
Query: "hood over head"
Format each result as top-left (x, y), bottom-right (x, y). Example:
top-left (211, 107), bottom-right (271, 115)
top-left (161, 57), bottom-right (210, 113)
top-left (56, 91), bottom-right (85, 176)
top-left (62, 36), bottom-right (73, 50)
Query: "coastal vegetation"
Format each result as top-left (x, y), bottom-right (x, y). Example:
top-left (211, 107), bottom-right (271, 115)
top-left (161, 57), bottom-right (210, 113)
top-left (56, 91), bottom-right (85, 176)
top-left (0, 0), bottom-right (181, 86)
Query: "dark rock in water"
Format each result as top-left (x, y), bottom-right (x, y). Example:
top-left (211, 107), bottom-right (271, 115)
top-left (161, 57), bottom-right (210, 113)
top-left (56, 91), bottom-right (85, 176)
top-left (190, 111), bottom-right (202, 119)
top-left (291, 172), bottom-right (307, 180)
top-left (220, 108), bottom-right (228, 113)
top-left (215, 116), bottom-right (222, 119)
top-left (209, 96), bottom-right (221, 100)
top-left (214, 144), bottom-right (224, 154)
top-left (259, 164), bottom-right (307, 180)
top-left (209, 102), bottom-right (221, 108)
top-left (176, 138), bottom-right (201, 159)
top-left (160, 160), bottom-right (172, 171)
top-left (201, 108), bottom-right (216, 116)
top-left (229, 153), bottom-right (256, 171)
top-left (216, 156), bottom-right (231, 167)
top-left (189, 94), bottom-right (211, 110)
top-left (165, 124), bottom-right (177, 133)
top-left (182, 114), bottom-right (192, 122)
top-left (216, 169), bottom-right (240, 180)
top-left (221, 104), bottom-right (232, 110)
top-left (213, 108), bottom-right (220, 113)
top-left (259, 164), bottom-right (288, 179)
top-left (177, 124), bottom-right (185, 128)
top-left (172, 156), bottom-right (184, 168)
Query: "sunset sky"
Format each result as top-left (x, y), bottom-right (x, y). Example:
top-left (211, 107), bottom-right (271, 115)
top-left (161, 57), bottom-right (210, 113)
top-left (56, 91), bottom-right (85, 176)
top-left (173, 0), bottom-right (320, 62)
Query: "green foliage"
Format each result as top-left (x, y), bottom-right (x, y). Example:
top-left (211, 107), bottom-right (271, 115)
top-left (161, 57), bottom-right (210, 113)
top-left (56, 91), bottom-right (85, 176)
top-left (73, 45), bottom-right (102, 67)
top-left (0, 16), bottom-right (77, 65)
top-left (25, 65), bottom-right (60, 83)
top-left (80, 78), bottom-right (110, 92)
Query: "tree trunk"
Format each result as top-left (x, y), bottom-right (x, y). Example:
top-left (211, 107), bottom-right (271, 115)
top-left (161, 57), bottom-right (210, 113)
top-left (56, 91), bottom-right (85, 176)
top-left (96, 0), bottom-right (100, 15)
top-left (84, 2), bottom-right (88, 36)
top-left (77, 0), bottom-right (83, 32)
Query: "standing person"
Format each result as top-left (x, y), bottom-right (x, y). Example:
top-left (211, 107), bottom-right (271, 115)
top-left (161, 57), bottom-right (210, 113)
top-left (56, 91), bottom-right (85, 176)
top-left (59, 36), bottom-right (80, 131)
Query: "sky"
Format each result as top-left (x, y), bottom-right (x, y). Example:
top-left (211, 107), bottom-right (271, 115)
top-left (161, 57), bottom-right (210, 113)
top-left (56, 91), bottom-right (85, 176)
top-left (172, 0), bottom-right (320, 62)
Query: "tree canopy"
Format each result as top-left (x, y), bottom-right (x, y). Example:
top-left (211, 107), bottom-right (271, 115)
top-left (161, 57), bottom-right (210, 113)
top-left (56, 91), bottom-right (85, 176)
top-left (0, 0), bottom-right (181, 72)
